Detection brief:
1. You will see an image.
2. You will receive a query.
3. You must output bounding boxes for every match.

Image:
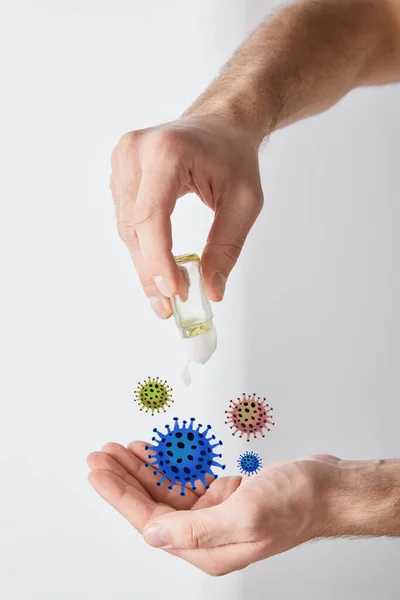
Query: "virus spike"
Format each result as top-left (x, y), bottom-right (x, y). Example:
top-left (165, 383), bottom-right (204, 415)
top-left (225, 393), bottom-right (275, 441)
top-left (134, 377), bottom-right (174, 416)
top-left (157, 473), bottom-right (169, 486)
top-left (143, 417), bottom-right (225, 496)
top-left (152, 428), bottom-right (164, 440)
top-left (198, 474), bottom-right (208, 487)
top-left (210, 460), bottom-right (224, 469)
top-left (211, 441), bottom-right (222, 449)
top-left (237, 451), bottom-right (263, 476)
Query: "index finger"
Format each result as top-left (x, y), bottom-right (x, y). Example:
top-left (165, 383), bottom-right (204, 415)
top-left (133, 161), bottom-right (185, 297)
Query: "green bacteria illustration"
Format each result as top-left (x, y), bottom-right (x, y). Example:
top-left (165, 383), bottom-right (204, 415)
top-left (134, 377), bottom-right (174, 415)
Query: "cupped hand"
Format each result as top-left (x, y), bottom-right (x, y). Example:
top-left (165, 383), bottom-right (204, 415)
top-left (110, 116), bottom-right (263, 319)
top-left (87, 442), bottom-right (342, 576)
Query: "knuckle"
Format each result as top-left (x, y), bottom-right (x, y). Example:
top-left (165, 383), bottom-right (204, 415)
top-left (109, 175), bottom-right (116, 200)
top-left (117, 219), bottom-right (137, 246)
top-left (236, 184), bottom-right (264, 215)
top-left (177, 520), bottom-right (199, 549)
top-left (141, 128), bottom-right (190, 186)
top-left (147, 129), bottom-right (187, 169)
top-left (221, 242), bottom-right (242, 265)
top-left (207, 242), bottom-right (242, 268)
top-left (140, 277), bottom-right (157, 296)
top-left (152, 129), bottom-right (179, 153)
top-left (132, 204), bottom-right (156, 228)
top-left (253, 189), bottom-right (264, 215)
top-left (177, 519), bottom-right (209, 550)
top-left (119, 130), bottom-right (141, 150)
top-left (111, 130), bottom-right (141, 167)
top-left (101, 442), bottom-right (124, 454)
top-left (201, 242), bottom-right (242, 273)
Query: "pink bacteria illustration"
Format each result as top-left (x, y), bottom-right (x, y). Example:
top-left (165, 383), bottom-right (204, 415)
top-left (225, 393), bottom-right (275, 441)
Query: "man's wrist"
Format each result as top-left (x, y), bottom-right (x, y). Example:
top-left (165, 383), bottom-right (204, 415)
top-left (322, 459), bottom-right (400, 538)
top-left (183, 101), bottom-right (266, 149)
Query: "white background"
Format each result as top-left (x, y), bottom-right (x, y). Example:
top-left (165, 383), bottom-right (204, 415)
top-left (1, 1), bottom-right (399, 599)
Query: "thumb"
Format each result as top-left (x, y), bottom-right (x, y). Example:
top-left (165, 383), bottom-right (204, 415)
top-left (143, 503), bottom-right (243, 550)
top-left (201, 187), bottom-right (263, 302)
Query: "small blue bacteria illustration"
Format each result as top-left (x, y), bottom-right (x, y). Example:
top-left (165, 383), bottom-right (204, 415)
top-left (237, 451), bottom-right (263, 476)
top-left (145, 417), bottom-right (225, 496)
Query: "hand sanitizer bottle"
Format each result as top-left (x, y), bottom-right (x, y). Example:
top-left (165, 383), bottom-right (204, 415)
top-left (171, 253), bottom-right (217, 375)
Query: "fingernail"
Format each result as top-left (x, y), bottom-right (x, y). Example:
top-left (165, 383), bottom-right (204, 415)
top-left (149, 296), bottom-right (168, 319)
top-left (144, 525), bottom-right (169, 548)
top-left (212, 271), bottom-right (227, 300)
top-left (154, 276), bottom-right (174, 298)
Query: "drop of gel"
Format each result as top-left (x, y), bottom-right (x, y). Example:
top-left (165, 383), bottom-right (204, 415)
top-left (181, 361), bottom-right (191, 386)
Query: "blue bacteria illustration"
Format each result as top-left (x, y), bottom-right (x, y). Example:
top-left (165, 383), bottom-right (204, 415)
top-left (237, 451), bottom-right (263, 476)
top-left (145, 417), bottom-right (225, 496)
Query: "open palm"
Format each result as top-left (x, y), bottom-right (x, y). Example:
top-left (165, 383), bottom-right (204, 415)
top-left (87, 441), bottom-right (244, 572)
top-left (87, 441), bottom-right (338, 575)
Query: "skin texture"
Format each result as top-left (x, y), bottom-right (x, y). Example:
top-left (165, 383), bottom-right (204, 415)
top-left (111, 119), bottom-right (263, 316)
top-left (98, 0), bottom-right (400, 575)
top-left (110, 0), bottom-right (400, 317)
top-left (87, 445), bottom-right (400, 576)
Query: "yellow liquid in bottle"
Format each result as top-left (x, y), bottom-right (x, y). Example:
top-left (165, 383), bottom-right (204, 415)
top-left (181, 320), bottom-right (214, 339)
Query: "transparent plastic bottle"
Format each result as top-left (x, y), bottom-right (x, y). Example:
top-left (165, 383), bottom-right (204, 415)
top-left (171, 253), bottom-right (217, 365)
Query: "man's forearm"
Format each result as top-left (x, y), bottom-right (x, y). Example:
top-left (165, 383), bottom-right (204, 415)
top-left (325, 459), bottom-right (400, 538)
top-left (185, 0), bottom-right (400, 144)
